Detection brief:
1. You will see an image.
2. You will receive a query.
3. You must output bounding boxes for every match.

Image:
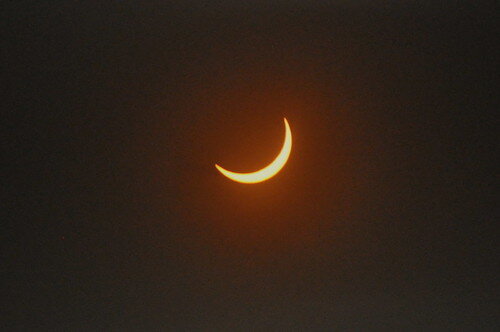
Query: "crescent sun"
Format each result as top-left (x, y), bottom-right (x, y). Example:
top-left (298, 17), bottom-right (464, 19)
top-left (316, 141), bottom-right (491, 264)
top-left (215, 118), bottom-right (292, 184)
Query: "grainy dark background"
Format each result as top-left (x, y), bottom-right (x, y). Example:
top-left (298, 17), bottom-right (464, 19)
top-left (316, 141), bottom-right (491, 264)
top-left (3, 1), bottom-right (497, 330)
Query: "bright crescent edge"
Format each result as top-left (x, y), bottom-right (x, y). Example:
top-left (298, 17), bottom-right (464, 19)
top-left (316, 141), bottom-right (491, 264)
top-left (215, 118), bottom-right (292, 184)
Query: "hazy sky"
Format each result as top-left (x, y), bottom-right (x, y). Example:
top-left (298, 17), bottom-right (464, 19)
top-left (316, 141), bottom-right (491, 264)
top-left (3, 1), bottom-right (496, 330)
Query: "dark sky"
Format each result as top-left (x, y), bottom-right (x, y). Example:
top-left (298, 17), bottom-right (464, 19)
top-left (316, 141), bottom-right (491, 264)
top-left (3, 1), bottom-right (497, 330)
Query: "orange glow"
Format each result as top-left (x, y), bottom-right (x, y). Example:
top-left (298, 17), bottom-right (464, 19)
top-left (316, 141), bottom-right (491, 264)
top-left (215, 118), bottom-right (292, 184)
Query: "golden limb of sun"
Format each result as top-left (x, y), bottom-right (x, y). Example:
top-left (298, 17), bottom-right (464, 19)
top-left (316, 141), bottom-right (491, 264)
top-left (215, 118), bottom-right (292, 184)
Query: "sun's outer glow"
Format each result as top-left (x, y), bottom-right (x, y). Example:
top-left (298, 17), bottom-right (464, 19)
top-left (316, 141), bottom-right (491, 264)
top-left (215, 118), bottom-right (292, 184)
